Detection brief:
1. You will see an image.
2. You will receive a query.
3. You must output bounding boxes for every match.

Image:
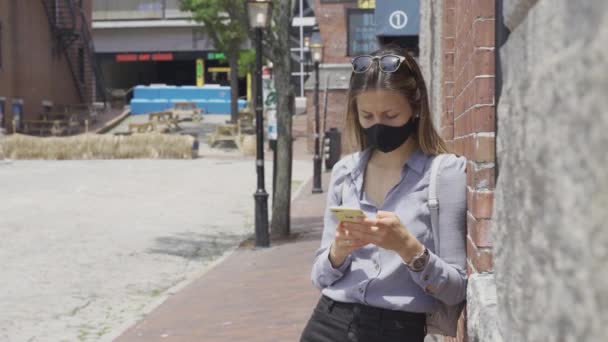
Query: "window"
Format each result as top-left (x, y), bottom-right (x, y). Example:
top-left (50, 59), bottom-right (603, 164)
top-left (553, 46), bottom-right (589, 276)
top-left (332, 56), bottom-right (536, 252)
top-left (347, 9), bottom-right (378, 56)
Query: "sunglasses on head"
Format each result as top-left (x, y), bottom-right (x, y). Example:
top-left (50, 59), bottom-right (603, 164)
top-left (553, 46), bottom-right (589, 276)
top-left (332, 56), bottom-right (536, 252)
top-left (351, 54), bottom-right (409, 73)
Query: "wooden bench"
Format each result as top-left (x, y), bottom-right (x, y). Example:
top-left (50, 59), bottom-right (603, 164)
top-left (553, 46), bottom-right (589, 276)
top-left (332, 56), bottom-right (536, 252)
top-left (23, 119), bottom-right (77, 136)
top-left (236, 109), bottom-right (255, 150)
top-left (40, 110), bottom-right (83, 134)
top-left (148, 111), bottom-right (181, 132)
top-left (171, 101), bottom-right (203, 123)
top-left (68, 104), bottom-right (98, 125)
top-left (128, 122), bottom-right (156, 134)
top-left (40, 111), bottom-right (70, 122)
top-left (208, 124), bottom-right (239, 148)
top-left (23, 120), bottom-right (54, 136)
top-left (238, 111), bottom-right (254, 132)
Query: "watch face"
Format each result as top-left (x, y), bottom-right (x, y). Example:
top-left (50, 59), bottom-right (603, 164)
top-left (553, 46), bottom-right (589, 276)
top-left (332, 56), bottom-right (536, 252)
top-left (410, 248), bottom-right (429, 271)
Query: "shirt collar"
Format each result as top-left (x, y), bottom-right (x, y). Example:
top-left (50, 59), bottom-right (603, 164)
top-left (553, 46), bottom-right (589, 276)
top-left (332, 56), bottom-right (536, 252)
top-left (405, 148), bottom-right (429, 175)
top-left (346, 147), bottom-right (428, 179)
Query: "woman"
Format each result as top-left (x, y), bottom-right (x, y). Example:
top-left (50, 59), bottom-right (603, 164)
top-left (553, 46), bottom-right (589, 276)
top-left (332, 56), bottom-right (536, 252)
top-left (300, 46), bottom-right (467, 342)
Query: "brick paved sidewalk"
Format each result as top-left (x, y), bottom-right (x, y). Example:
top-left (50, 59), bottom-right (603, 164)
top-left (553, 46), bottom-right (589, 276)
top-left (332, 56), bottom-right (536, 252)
top-left (115, 172), bottom-right (331, 342)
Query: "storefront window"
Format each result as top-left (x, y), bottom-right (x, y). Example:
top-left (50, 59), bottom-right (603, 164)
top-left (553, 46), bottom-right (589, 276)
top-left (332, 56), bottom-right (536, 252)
top-left (347, 9), bottom-right (378, 56)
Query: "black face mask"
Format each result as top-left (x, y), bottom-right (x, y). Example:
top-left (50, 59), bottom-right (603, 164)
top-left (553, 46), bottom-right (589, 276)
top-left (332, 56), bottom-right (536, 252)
top-left (363, 117), bottom-right (418, 153)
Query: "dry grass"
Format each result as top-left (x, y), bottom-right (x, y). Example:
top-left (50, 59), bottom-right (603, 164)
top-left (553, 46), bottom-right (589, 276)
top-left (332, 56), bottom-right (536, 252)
top-left (0, 133), bottom-right (195, 160)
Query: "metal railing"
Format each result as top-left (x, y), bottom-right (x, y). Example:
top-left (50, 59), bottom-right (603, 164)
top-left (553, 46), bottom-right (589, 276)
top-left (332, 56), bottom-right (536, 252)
top-left (41, 0), bottom-right (107, 103)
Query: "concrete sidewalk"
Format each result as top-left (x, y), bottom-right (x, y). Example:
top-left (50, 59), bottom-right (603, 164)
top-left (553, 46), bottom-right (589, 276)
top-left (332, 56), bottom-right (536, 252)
top-left (115, 172), bottom-right (331, 342)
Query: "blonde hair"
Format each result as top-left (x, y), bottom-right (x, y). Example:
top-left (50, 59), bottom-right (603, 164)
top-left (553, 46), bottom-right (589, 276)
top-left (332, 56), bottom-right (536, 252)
top-left (345, 45), bottom-right (450, 155)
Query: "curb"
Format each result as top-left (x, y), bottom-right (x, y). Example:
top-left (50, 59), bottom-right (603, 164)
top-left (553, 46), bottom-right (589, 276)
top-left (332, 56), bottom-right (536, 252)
top-left (96, 108), bottom-right (131, 134)
top-left (101, 243), bottom-right (244, 342)
top-left (107, 172), bottom-right (316, 341)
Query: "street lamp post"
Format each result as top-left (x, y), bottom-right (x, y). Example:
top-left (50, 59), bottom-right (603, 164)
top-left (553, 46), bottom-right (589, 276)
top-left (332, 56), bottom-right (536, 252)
top-left (310, 37), bottom-right (324, 194)
top-left (247, 0), bottom-right (272, 247)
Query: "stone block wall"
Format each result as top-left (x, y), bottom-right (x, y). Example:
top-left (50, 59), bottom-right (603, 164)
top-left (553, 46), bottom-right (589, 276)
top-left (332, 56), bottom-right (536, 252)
top-left (493, 0), bottom-right (608, 341)
top-left (396, 1), bottom-right (607, 341)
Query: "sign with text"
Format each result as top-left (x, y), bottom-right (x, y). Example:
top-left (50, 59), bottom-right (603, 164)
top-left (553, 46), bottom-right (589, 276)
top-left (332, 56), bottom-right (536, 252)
top-left (115, 53), bottom-right (174, 62)
top-left (263, 68), bottom-right (277, 140)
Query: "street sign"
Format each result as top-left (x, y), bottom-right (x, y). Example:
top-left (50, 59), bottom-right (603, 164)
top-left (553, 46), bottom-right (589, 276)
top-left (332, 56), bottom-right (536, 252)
top-left (267, 109), bottom-right (277, 140)
top-left (263, 67), bottom-right (278, 140)
top-left (207, 52), bottom-right (226, 60)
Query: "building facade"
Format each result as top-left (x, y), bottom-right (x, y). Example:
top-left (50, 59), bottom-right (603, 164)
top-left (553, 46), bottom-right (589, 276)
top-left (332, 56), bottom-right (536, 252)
top-left (93, 0), bottom-right (318, 105)
top-left (304, 0), bottom-right (421, 153)
top-left (92, 0), bottom-right (252, 99)
top-left (0, 0), bottom-right (99, 133)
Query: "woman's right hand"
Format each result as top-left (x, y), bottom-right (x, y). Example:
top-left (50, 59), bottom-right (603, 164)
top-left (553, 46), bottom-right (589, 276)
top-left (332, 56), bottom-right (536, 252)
top-left (329, 222), bottom-right (367, 268)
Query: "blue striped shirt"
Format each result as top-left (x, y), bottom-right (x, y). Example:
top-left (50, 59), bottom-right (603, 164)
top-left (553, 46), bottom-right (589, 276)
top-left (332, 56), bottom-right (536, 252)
top-left (311, 148), bottom-right (468, 313)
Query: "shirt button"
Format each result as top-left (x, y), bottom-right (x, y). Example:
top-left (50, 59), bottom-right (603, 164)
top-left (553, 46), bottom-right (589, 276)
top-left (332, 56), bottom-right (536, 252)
top-left (374, 262), bottom-right (380, 271)
top-left (359, 287), bottom-right (364, 294)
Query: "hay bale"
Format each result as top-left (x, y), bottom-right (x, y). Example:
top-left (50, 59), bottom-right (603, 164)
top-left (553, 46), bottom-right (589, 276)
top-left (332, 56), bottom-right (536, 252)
top-left (0, 133), bottom-right (194, 160)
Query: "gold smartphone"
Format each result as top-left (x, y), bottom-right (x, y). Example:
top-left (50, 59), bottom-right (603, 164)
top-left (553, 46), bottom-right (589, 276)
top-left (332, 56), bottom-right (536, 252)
top-left (330, 207), bottom-right (367, 223)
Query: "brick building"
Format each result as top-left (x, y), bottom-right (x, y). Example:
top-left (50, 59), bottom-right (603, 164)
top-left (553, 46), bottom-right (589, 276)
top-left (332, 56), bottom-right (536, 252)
top-left (304, 0), bottom-right (420, 153)
top-left (0, 0), bottom-right (103, 134)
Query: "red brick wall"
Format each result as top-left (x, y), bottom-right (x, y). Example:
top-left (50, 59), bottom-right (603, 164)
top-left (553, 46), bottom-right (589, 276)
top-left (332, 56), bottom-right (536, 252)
top-left (313, 0), bottom-right (357, 64)
top-left (304, 89), bottom-right (349, 153)
top-left (0, 0), bottom-right (92, 131)
top-left (306, 1), bottom-right (361, 154)
top-left (441, 0), bottom-right (496, 341)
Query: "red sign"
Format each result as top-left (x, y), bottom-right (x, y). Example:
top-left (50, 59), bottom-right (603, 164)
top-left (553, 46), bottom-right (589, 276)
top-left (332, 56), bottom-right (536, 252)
top-left (262, 66), bottom-right (273, 80)
top-left (116, 54), bottom-right (137, 62)
top-left (152, 53), bottom-right (173, 61)
top-left (115, 53), bottom-right (174, 62)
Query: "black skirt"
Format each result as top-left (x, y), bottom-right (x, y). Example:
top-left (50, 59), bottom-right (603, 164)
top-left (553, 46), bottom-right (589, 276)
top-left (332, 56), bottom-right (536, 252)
top-left (300, 295), bottom-right (427, 342)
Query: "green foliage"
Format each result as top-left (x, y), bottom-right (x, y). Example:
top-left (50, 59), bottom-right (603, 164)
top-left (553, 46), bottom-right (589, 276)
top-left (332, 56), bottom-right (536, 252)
top-left (179, 0), bottom-right (248, 55)
top-left (238, 50), bottom-right (256, 78)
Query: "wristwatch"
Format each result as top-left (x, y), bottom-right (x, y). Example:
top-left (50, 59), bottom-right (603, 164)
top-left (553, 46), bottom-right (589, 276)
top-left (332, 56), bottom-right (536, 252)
top-left (406, 247), bottom-right (430, 272)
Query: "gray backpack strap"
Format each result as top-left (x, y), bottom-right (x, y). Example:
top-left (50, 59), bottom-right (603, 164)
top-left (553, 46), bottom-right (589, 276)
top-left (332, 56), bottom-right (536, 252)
top-left (429, 154), bottom-right (447, 256)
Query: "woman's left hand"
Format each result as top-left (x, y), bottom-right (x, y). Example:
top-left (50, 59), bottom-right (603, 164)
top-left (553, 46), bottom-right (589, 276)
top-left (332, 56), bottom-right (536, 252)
top-left (343, 211), bottom-right (425, 262)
